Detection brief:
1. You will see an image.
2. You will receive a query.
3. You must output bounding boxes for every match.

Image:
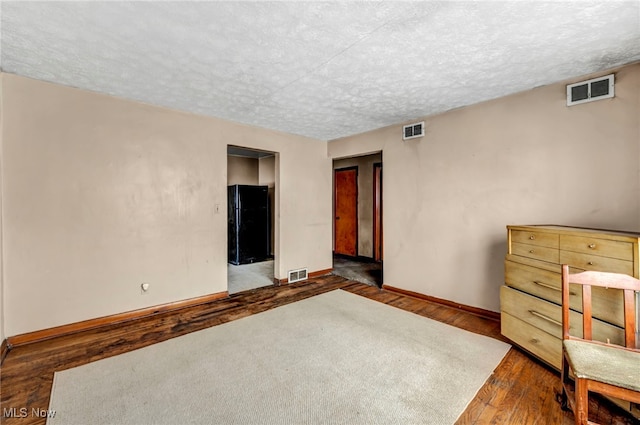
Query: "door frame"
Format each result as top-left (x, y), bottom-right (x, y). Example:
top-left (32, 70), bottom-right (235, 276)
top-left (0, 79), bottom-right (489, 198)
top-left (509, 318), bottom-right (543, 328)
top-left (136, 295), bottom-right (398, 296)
top-left (373, 162), bottom-right (383, 262)
top-left (226, 145), bottom-right (279, 291)
top-left (333, 166), bottom-right (358, 257)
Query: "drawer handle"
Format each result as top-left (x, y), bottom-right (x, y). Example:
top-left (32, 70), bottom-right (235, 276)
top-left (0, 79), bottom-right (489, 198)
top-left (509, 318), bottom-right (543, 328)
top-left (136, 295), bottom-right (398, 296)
top-left (529, 310), bottom-right (562, 327)
top-left (533, 280), bottom-right (577, 296)
top-left (587, 261), bottom-right (594, 266)
top-left (529, 250), bottom-right (535, 254)
top-left (529, 235), bottom-right (535, 240)
top-left (588, 244), bottom-right (596, 249)
top-left (533, 280), bottom-right (559, 292)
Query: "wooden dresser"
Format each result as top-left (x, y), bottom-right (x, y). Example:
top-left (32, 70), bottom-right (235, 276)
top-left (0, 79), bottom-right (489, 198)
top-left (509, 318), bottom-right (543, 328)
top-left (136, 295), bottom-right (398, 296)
top-left (501, 225), bottom-right (640, 417)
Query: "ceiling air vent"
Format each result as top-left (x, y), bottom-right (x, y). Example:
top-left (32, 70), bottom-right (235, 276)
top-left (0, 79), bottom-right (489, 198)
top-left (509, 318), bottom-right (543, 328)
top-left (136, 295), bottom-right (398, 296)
top-left (288, 268), bottom-right (308, 283)
top-left (567, 74), bottom-right (614, 106)
top-left (403, 121), bottom-right (425, 140)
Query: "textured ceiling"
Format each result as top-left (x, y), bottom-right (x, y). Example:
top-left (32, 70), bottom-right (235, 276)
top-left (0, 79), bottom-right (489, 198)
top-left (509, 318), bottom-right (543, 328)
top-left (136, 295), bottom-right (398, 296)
top-left (2, 1), bottom-right (639, 141)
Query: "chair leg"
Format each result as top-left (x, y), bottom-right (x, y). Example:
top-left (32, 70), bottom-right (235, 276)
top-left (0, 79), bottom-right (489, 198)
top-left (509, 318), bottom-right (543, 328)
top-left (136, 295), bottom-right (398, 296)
top-left (559, 351), bottom-right (570, 411)
top-left (574, 377), bottom-right (589, 425)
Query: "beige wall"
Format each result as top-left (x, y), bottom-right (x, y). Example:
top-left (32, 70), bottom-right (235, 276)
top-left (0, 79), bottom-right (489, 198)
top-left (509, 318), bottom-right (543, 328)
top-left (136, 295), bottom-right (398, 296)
top-left (227, 155), bottom-right (259, 185)
top-left (329, 63), bottom-right (640, 313)
top-left (1, 74), bottom-right (332, 337)
top-left (259, 156), bottom-right (276, 187)
top-left (259, 156), bottom-right (276, 255)
top-left (333, 153), bottom-right (382, 258)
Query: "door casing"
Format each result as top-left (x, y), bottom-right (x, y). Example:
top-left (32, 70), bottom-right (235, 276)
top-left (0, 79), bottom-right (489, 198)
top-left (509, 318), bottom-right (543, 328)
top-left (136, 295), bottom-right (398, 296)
top-left (373, 162), bottom-right (383, 262)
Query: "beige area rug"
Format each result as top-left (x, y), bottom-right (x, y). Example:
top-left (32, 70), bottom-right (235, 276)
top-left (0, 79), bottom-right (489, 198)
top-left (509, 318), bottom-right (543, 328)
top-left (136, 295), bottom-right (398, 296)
top-left (48, 290), bottom-right (510, 425)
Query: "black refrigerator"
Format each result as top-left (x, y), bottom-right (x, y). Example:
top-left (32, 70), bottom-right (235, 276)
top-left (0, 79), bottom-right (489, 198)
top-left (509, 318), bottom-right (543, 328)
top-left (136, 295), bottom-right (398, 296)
top-left (228, 185), bottom-right (270, 265)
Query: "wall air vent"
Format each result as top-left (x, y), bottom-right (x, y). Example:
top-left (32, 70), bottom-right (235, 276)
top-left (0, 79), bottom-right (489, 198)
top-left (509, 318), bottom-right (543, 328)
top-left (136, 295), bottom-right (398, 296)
top-left (288, 268), bottom-right (308, 283)
top-left (403, 121), bottom-right (425, 140)
top-left (567, 74), bottom-right (614, 106)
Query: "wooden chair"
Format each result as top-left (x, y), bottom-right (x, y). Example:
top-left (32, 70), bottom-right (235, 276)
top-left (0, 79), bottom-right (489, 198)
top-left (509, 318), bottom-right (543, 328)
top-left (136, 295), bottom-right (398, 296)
top-left (559, 264), bottom-right (640, 424)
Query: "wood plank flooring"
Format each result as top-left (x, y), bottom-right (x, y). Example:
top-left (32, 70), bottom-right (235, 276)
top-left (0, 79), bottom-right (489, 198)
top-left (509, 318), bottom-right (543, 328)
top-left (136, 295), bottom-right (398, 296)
top-left (1, 274), bottom-right (637, 424)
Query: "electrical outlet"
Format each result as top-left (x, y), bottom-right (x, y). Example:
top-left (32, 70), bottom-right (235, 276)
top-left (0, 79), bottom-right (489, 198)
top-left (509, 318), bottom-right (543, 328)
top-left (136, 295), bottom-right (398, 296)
top-left (140, 282), bottom-right (150, 294)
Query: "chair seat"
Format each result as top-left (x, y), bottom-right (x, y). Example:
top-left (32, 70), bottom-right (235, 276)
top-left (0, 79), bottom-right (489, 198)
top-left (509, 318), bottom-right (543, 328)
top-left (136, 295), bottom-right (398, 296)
top-left (564, 339), bottom-right (640, 392)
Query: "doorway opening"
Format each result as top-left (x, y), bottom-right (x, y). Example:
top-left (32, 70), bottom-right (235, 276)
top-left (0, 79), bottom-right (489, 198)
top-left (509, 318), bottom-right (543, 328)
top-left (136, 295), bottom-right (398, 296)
top-left (332, 152), bottom-right (383, 287)
top-left (227, 145), bottom-right (277, 294)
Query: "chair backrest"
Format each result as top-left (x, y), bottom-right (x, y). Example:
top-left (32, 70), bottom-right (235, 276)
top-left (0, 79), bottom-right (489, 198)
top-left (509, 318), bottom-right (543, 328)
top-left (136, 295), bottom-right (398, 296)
top-left (561, 264), bottom-right (640, 349)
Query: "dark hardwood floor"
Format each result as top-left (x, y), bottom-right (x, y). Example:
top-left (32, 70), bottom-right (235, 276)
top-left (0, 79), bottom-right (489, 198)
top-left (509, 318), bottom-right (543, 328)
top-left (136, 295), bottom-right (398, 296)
top-left (1, 274), bottom-right (637, 424)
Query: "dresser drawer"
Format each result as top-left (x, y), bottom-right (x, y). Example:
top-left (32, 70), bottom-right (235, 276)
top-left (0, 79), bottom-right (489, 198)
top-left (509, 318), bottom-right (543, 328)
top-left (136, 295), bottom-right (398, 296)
top-left (501, 285), bottom-right (563, 338)
top-left (504, 260), bottom-right (626, 327)
top-left (511, 229), bottom-right (559, 248)
top-left (505, 260), bottom-right (568, 304)
top-left (502, 312), bottom-right (562, 369)
top-left (560, 235), bottom-right (633, 261)
top-left (559, 250), bottom-right (634, 275)
top-left (500, 286), bottom-right (624, 344)
top-left (505, 259), bottom-right (560, 295)
top-left (511, 242), bottom-right (559, 263)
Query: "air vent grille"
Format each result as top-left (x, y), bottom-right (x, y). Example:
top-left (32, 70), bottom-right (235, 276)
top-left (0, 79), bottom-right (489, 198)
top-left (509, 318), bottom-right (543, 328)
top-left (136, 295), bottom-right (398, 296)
top-left (288, 268), bottom-right (308, 283)
top-left (403, 121), bottom-right (425, 140)
top-left (567, 74), bottom-right (614, 106)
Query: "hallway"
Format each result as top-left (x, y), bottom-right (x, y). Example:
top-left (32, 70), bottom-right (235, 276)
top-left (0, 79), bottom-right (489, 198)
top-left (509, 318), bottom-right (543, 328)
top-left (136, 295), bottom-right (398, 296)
top-left (332, 256), bottom-right (382, 287)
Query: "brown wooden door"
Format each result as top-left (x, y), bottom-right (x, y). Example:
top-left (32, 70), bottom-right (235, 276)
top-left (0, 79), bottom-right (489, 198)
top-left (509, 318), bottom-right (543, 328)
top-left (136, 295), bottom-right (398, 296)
top-left (373, 163), bottom-right (383, 262)
top-left (334, 167), bottom-right (357, 256)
